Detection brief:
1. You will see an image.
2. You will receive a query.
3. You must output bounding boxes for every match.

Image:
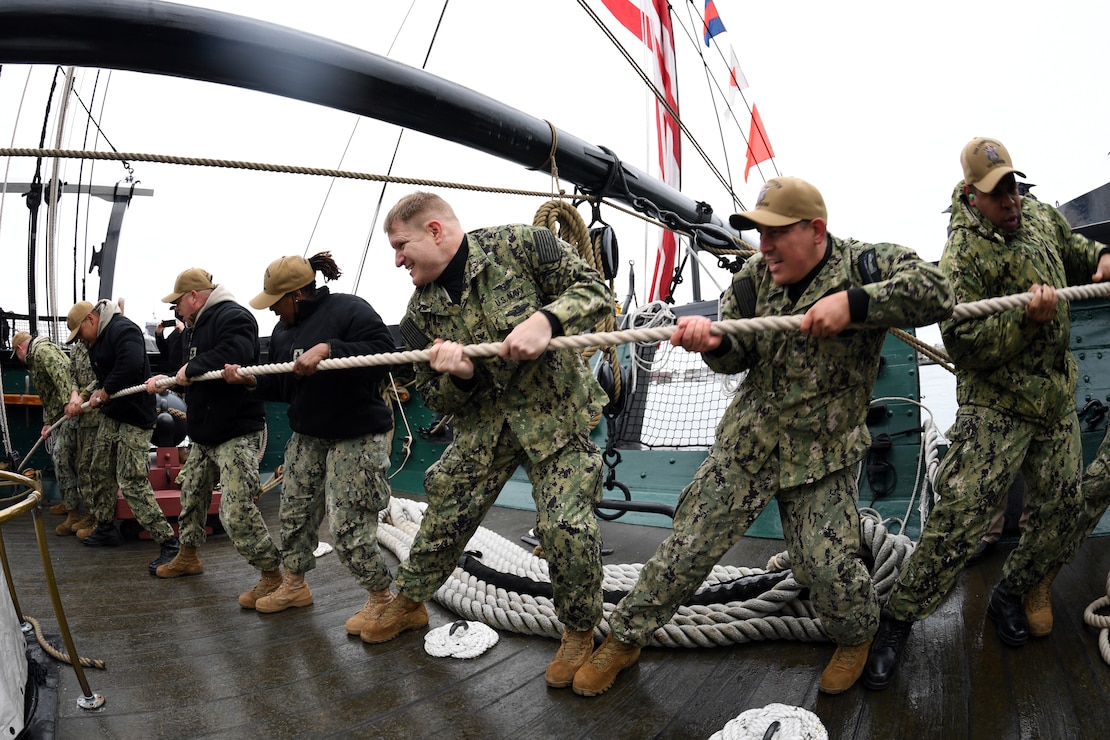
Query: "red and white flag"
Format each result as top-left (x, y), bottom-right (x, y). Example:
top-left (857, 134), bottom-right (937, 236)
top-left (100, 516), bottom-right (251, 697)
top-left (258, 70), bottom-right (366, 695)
top-left (728, 46), bottom-right (748, 105)
top-left (744, 104), bottom-right (774, 182)
top-left (600, 0), bottom-right (681, 302)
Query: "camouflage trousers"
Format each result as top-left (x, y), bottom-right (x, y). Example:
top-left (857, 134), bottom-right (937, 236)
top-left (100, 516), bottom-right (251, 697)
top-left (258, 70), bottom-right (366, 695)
top-left (175, 431), bottom-right (281, 571)
top-left (609, 451), bottom-right (878, 647)
top-left (1060, 425), bottom-right (1110, 562)
top-left (88, 416), bottom-right (174, 545)
top-left (278, 430), bottom-right (393, 590)
top-left (76, 413), bottom-right (100, 511)
top-left (395, 423), bottom-right (604, 632)
top-left (47, 415), bottom-right (81, 510)
top-left (886, 406), bottom-right (1082, 622)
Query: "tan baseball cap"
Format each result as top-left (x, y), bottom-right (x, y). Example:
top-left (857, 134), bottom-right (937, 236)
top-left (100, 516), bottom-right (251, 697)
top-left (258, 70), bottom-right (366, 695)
top-left (10, 330), bottom-right (31, 358)
top-left (730, 177), bottom-right (827, 231)
top-left (65, 301), bottom-right (94, 343)
top-left (961, 137), bottom-right (1025, 192)
top-left (250, 256), bottom-right (315, 309)
top-left (162, 267), bottom-right (215, 303)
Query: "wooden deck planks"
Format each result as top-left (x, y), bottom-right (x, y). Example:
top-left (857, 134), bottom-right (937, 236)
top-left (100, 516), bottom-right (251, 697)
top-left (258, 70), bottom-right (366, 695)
top-left (4, 492), bottom-right (1110, 738)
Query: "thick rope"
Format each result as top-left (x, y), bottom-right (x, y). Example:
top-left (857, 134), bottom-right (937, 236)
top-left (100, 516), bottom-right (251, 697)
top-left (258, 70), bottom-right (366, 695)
top-left (89, 282), bottom-right (1110, 407)
top-left (709, 704), bottom-right (828, 740)
top-left (1083, 570), bottom-right (1110, 665)
top-left (377, 497), bottom-right (914, 647)
top-left (24, 615), bottom-right (106, 669)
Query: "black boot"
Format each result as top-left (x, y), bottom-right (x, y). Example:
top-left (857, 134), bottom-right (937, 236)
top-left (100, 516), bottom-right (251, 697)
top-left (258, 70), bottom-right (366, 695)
top-left (862, 617), bottom-right (913, 690)
top-left (148, 537), bottom-right (180, 576)
top-left (987, 579), bottom-right (1029, 646)
top-left (82, 522), bottom-right (122, 547)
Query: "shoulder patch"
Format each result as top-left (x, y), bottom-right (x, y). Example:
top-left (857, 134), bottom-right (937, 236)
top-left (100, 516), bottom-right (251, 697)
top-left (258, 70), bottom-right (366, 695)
top-left (399, 317), bottom-right (430, 351)
top-left (731, 276), bottom-right (757, 318)
top-left (857, 248), bottom-right (881, 285)
top-left (532, 227), bottom-right (563, 265)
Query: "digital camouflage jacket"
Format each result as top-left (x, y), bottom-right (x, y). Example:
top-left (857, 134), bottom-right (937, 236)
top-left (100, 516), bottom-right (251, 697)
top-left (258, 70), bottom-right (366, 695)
top-left (24, 336), bottom-right (77, 422)
top-left (400, 225), bottom-right (610, 464)
top-left (941, 182), bottom-right (1107, 423)
top-left (707, 234), bottom-right (952, 488)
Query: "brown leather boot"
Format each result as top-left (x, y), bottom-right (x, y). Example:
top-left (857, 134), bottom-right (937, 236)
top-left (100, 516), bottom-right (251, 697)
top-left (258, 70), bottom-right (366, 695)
top-left (819, 637), bottom-right (874, 694)
top-left (545, 628), bottom-right (596, 688)
top-left (155, 545), bottom-right (204, 578)
top-left (345, 590), bottom-right (396, 635)
top-left (239, 569), bottom-right (283, 609)
top-left (48, 502), bottom-right (68, 515)
top-left (55, 511), bottom-right (82, 536)
top-left (75, 519), bottom-right (99, 540)
top-left (255, 572), bottom-right (313, 613)
top-left (359, 593), bottom-right (428, 643)
top-left (1024, 565), bottom-right (1061, 638)
top-left (71, 512), bottom-right (96, 534)
top-left (571, 634), bottom-right (641, 696)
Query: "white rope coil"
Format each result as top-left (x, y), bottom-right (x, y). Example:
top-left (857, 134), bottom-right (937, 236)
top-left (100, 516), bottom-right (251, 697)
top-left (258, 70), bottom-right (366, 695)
top-left (1083, 570), bottom-right (1110, 665)
top-left (377, 498), bottom-right (915, 648)
top-left (424, 619), bottom-right (500, 659)
top-left (708, 703), bottom-right (828, 740)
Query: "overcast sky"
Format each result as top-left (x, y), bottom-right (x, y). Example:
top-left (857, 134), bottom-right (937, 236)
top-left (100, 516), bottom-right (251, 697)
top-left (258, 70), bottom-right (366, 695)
top-left (2, 0), bottom-right (1108, 361)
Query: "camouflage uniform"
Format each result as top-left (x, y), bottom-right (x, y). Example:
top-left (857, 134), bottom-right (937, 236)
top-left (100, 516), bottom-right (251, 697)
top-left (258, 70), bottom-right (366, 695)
top-left (172, 286), bottom-right (280, 570)
top-left (256, 288), bottom-right (396, 583)
top-left (23, 336), bottom-right (80, 510)
top-left (1068, 431), bottom-right (1110, 557)
top-left (85, 303), bottom-right (175, 544)
top-left (278, 431), bottom-right (393, 586)
top-left (71, 343), bottom-right (100, 510)
top-left (608, 235), bottom-right (953, 647)
top-left (396, 225), bottom-right (612, 631)
top-left (885, 183), bottom-right (1105, 622)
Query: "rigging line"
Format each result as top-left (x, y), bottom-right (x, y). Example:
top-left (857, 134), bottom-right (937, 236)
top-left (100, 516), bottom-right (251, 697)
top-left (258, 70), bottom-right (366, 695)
top-left (46, 67), bottom-right (78, 343)
top-left (575, 0), bottom-right (733, 200)
top-left (678, 0), bottom-right (738, 211)
top-left (72, 69), bottom-right (103, 306)
top-left (682, 1), bottom-right (779, 186)
top-left (352, 0), bottom-right (447, 292)
top-left (309, 0), bottom-right (423, 265)
top-left (0, 67), bottom-right (34, 278)
top-left (84, 70), bottom-right (113, 302)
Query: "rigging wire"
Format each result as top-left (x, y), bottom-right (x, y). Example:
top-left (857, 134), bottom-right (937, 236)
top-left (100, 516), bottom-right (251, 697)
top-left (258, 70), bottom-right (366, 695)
top-left (351, 0), bottom-right (449, 292)
top-left (575, 0), bottom-right (738, 207)
top-left (71, 68), bottom-right (104, 306)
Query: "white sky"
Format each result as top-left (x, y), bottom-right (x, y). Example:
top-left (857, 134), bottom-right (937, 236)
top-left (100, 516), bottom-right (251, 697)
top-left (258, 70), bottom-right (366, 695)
top-left (1, 0), bottom-right (1108, 353)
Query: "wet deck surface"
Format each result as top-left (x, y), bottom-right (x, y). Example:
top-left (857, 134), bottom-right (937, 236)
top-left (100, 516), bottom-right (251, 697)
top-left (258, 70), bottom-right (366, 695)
top-left (5, 492), bottom-right (1110, 739)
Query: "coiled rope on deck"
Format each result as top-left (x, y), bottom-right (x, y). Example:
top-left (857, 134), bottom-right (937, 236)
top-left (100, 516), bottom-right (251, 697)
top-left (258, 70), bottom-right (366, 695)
top-left (24, 615), bottom-right (106, 669)
top-left (1084, 570), bottom-right (1110, 665)
top-left (376, 497), bottom-right (914, 647)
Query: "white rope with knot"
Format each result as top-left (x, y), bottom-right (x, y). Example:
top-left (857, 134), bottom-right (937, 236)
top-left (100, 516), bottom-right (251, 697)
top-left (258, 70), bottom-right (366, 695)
top-left (376, 498), bottom-right (915, 647)
top-left (424, 619), bottom-right (500, 659)
top-left (709, 704), bottom-right (827, 740)
top-left (87, 282), bottom-right (1110, 406)
top-left (1083, 570), bottom-right (1110, 665)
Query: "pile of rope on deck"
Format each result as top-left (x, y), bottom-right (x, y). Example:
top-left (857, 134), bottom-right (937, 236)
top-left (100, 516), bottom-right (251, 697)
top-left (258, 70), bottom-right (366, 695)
top-left (376, 496), bottom-right (915, 647)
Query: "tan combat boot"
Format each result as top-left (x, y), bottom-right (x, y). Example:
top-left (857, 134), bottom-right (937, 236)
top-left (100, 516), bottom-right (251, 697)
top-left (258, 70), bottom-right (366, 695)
top-left (359, 593), bottom-right (428, 643)
top-left (255, 572), bottom-right (313, 613)
top-left (545, 628), bottom-right (596, 688)
top-left (55, 511), bottom-right (82, 536)
top-left (75, 519), bottom-right (99, 540)
top-left (1024, 565), bottom-right (1061, 638)
top-left (571, 634), bottom-right (641, 696)
top-left (818, 637), bottom-right (874, 694)
top-left (155, 545), bottom-right (204, 578)
top-left (48, 502), bottom-right (68, 515)
top-left (345, 590), bottom-right (396, 635)
top-left (70, 512), bottom-right (96, 534)
top-left (239, 569), bottom-right (284, 609)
